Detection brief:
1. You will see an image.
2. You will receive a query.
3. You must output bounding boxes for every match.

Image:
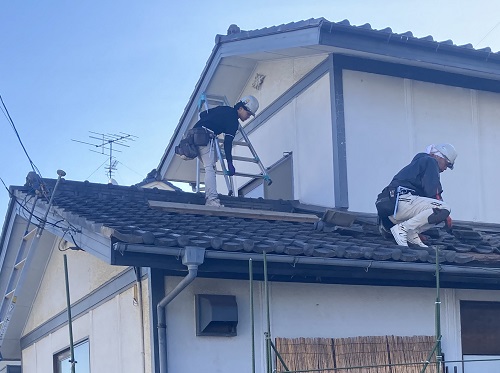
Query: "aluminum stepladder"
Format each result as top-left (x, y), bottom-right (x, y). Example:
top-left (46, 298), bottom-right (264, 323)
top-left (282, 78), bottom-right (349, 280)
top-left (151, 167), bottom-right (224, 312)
top-left (195, 93), bottom-right (272, 196)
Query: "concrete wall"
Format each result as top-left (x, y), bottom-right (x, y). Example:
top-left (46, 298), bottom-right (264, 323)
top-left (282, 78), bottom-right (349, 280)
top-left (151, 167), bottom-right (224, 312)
top-left (162, 276), bottom-right (492, 373)
top-left (343, 69), bottom-right (500, 223)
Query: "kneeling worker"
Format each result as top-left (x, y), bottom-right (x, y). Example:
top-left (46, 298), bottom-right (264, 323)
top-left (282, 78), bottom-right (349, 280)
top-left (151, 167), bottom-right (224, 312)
top-left (193, 95), bottom-right (259, 207)
top-left (376, 143), bottom-right (457, 247)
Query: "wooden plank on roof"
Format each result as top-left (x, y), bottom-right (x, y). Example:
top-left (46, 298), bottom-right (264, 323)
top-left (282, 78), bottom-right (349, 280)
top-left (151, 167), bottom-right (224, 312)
top-left (148, 200), bottom-right (320, 223)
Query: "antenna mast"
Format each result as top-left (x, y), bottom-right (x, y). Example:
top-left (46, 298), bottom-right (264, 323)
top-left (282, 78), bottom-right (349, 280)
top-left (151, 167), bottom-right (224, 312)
top-left (72, 132), bottom-right (138, 182)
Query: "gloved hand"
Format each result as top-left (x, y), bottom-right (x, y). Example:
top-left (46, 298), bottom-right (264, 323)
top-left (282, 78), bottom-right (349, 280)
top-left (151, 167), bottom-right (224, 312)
top-left (445, 216), bottom-right (453, 233)
top-left (227, 163), bottom-right (235, 176)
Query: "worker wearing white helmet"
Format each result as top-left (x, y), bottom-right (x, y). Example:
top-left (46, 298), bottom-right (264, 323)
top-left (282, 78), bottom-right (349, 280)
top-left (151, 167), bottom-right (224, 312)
top-left (375, 143), bottom-right (457, 247)
top-left (193, 95), bottom-right (259, 207)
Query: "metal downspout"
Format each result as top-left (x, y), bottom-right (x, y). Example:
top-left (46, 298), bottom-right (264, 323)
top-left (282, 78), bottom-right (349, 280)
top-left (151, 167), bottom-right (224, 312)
top-left (157, 247), bottom-right (205, 373)
top-left (135, 267), bottom-right (146, 373)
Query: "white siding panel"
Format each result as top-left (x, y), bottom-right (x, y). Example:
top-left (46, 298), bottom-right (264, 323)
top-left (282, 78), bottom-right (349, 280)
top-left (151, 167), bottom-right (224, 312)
top-left (24, 246), bottom-right (127, 335)
top-left (21, 286), bottom-right (147, 373)
top-left (165, 277), bottom-right (266, 373)
top-left (295, 74), bottom-right (334, 206)
top-left (242, 74), bottom-right (334, 206)
top-left (411, 82), bottom-right (479, 221)
top-left (21, 343), bottom-right (37, 373)
top-left (477, 90), bottom-right (500, 222)
top-left (344, 70), bottom-right (500, 222)
top-left (343, 71), bottom-right (409, 213)
top-left (270, 282), bottom-right (435, 337)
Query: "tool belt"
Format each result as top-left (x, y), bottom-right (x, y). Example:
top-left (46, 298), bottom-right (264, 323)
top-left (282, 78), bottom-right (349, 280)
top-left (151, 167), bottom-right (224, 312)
top-left (190, 126), bottom-right (213, 146)
top-left (396, 186), bottom-right (416, 197)
top-left (375, 186), bottom-right (417, 218)
top-left (375, 187), bottom-right (396, 218)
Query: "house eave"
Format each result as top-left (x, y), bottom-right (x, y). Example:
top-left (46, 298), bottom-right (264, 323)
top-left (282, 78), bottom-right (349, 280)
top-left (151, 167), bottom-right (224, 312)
top-left (112, 243), bottom-right (500, 290)
top-left (318, 22), bottom-right (500, 81)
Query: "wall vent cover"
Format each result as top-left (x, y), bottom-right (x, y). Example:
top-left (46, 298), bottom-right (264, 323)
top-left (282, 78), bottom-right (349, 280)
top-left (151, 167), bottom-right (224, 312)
top-left (195, 294), bottom-right (238, 337)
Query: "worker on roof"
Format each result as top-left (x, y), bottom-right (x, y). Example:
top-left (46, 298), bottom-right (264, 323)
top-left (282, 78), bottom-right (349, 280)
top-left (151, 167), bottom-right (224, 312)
top-left (193, 95), bottom-right (259, 207)
top-left (375, 143), bottom-right (457, 247)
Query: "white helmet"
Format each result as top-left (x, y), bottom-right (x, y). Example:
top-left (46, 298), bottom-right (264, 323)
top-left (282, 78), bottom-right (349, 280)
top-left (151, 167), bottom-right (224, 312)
top-left (239, 95), bottom-right (259, 116)
top-left (434, 143), bottom-right (457, 169)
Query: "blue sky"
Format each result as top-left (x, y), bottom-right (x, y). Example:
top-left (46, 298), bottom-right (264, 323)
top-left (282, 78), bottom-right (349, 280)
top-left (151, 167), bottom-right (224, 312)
top-left (1, 1), bottom-right (499, 225)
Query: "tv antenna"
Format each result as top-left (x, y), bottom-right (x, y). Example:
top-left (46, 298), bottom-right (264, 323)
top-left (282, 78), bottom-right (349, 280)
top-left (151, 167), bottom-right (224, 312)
top-left (72, 131), bottom-right (138, 182)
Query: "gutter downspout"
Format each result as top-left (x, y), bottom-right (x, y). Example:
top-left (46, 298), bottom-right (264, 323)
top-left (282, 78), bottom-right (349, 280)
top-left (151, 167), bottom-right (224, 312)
top-left (135, 267), bottom-right (146, 373)
top-left (157, 247), bottom-right (205, 373)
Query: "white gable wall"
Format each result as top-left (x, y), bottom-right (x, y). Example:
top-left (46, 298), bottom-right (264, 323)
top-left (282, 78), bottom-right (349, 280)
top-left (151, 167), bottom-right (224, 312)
top-left (21, 246), bottom-right (150, 373)
top-left (343, 70), bottom-right (500, 223)
top-left (233, 74), bottom-right (334, 207)
top-left (24, 245), bottom-right (126, 335)
top-left (239, 54), bottom-right (328, 111)
top-left (22, 283), bottom-right (150, 373)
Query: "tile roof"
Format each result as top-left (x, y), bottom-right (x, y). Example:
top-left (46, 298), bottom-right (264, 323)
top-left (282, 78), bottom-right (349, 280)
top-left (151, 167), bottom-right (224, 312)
top-left (217, 17), bottom-right (500, 59)
top-left (12, 176), bottom-right (500, 274)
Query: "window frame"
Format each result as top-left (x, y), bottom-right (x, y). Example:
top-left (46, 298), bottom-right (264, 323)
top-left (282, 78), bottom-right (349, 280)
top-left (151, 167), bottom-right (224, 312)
top-left (53, 338), bottom-right (90, 373)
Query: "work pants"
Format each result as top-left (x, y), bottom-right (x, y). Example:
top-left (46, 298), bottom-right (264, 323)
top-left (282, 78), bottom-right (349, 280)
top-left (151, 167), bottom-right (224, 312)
top-left (198, 139), bottom-right (218, 202)
top-left (390, 193), bottom-right (450, 233)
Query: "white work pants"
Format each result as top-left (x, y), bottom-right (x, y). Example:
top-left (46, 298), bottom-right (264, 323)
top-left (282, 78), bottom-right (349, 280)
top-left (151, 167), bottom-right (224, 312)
top-left (198, 140), bottom-right (218, 202)
top-left (390, 193), bottom-right (450, 233)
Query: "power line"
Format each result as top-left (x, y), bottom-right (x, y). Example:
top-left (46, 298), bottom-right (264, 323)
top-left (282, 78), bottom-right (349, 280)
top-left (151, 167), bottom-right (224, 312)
top-left (475, 20), bottom-right (500, 48)
top-left (0, 95), bottom-right (43, 178)
top-left (85, 158), bottom-right (110, 180)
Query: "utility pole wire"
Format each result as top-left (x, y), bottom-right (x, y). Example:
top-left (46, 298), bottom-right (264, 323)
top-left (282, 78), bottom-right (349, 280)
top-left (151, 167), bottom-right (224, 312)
top-left (475, 20), bottom-right (500, 48)
top-left (0, 95), bottom-right (43, 178)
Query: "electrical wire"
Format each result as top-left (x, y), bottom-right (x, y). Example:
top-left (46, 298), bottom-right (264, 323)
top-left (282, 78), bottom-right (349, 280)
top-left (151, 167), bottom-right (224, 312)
top-left (475, 20), bottom-right (500, 48)
top-left (0, 95), bottom-right (43, 178)
top-left (116, 161), bottom-right (144, 177)
top-left (86, 158), bottom-right (110, 180)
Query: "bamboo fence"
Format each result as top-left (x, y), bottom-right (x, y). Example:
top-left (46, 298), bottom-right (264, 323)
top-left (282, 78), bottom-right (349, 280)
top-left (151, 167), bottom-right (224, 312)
top-left (276, 335), bottom-right (438, 373)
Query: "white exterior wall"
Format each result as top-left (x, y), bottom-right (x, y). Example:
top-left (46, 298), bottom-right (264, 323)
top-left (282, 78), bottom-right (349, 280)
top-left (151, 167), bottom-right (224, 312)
top-left (163, 276), bottom-right (489, 373)
top-left (21, 247), bottom-right (150, 373)
top-left (24, 245), bottom-right (126, 334)
top-left (343, 70), bottom-right (500, 223)
top-left (22, 284), bottom-right (150, 373)
top-left (240, 54), bottom-right (328, 113)
top-left (234, 73), bottom-right (334, 207)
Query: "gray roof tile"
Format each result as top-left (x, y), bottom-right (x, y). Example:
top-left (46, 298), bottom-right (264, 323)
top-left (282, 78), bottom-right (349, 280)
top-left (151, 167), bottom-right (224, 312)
top-left (11, 177), bottom-right (500, 270)
top-left (217, 17), bottom-right (500, 56)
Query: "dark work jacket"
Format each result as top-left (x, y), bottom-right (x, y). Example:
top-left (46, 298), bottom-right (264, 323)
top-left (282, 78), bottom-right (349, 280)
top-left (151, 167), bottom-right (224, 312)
top-left (388, 153), bottom-right (443, 198)
top-left (193, 106), bottom-right (239, 166)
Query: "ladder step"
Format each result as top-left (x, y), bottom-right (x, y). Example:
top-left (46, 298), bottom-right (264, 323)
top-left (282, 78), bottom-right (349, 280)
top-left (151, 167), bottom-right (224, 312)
top-left (5, 290), bottom-right (14, 299)
top-left (23, 228), bottom-right (37, 242)
top-left (217, 139), bottom-right (249, 147)
top-left (231, 156), bottom-right (259, 163)
top-left (214, 171), bottom-right (267, 179)
top-left (14, 258), bottom-right (26, 270)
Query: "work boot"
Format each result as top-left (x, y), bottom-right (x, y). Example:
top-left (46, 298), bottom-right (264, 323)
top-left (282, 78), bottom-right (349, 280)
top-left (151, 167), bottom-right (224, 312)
top-left (205, 198), bottom-right (223, 207)
top-left (407, 231), bottom-right (428, 248)
top-left (390, 223), bottom-right (408, 246)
